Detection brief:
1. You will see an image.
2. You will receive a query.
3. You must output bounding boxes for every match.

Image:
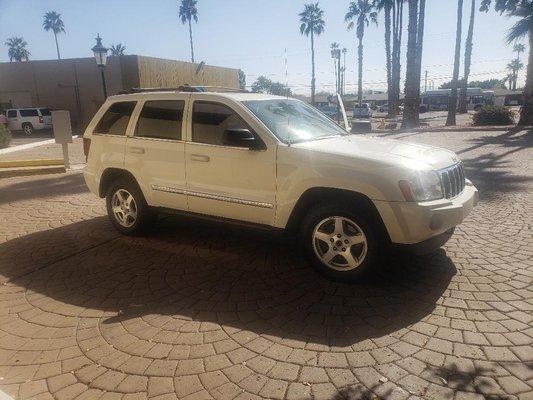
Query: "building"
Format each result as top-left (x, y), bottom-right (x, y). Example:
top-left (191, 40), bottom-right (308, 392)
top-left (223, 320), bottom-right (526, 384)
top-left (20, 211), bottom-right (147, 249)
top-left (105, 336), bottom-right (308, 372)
top-left (0, 55), bottom-right (239, 130)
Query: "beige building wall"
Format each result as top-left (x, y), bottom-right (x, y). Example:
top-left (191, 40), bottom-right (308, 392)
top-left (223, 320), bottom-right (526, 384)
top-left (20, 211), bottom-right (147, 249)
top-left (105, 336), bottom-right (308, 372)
top-left (137, 56), bottom-right (238, 89)
top-left (0, 55), bottom-right (238, 130)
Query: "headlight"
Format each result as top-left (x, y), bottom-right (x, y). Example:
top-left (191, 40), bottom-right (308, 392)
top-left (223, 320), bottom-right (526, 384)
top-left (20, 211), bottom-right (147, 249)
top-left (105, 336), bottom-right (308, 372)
top-left (399, 170), bottom-right (443, 201)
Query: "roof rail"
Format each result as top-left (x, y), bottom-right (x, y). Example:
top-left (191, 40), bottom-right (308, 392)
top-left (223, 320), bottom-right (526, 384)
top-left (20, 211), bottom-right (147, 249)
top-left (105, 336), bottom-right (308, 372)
top-left (117, 85), bottom-right (247, 95)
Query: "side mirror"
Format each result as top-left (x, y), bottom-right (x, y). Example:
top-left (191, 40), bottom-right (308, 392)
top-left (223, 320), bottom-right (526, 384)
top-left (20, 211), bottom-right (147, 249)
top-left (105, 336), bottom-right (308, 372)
top-left (223, 128), bottom-right (264, 150)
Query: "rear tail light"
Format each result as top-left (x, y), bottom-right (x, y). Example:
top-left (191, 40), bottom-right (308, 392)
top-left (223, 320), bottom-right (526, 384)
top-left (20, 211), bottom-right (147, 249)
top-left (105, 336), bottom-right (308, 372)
top-left (39, 116), bottom-right (44, 123)
top-left (83, 138), bottom-right (91, 161)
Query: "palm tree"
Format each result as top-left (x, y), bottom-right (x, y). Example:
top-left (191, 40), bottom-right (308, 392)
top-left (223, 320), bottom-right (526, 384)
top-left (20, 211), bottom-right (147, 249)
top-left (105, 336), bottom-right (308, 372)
top-left (4, 37), bottom-right (30, 62)
top-left (331, 42), bottom-right (340, 93)
top-left (458, 0), bottom-right (476, 114)
top-left (110, 43), bottom-right (126, 56)
top-left (345, 0), bottom-right (378, 104)
top-left (43, 11), bottom-right (65, 60)
top-left (179, 0), bottom-right (198, 63)
top-left (481, 0), bottom-right (533, 125)
top-left (342, 47), bottom-right (348, 94)
top-left (445, 0), bottom-right (464, 126)
top-left (507, 59), bottom-right (524, 90)
top-left (299, 2), bottom-right (325, 106)
top-left (514, 42), bottom-right (526, 61)
top-left (375, 0), bottom-right (393, 113)
top-left (402, 0), bottom-right (425, 129)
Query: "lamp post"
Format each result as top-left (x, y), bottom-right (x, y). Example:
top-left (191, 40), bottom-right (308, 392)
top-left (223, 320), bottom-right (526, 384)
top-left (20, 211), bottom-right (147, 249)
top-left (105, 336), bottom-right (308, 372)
top-left (92, 34), bottom-right (108, 99)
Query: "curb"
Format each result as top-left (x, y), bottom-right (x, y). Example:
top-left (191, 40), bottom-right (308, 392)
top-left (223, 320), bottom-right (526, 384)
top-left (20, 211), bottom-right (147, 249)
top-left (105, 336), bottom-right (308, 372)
top-left (0, 165), bottom-right (66, 178)
top-left (0, 158), bottom-right (64, 168)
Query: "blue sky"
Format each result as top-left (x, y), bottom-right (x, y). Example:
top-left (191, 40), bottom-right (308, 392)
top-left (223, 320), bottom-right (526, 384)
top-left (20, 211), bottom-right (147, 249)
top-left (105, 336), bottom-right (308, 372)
top-left (0, 0), bottom-right (527, 94)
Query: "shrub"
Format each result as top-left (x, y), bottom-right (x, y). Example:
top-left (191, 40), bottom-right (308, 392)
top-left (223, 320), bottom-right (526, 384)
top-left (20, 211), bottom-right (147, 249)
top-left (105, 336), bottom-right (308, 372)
top-left (472, 105), bottom-right (515, 126)
top-left (0, 124), bottom-right (11, 149)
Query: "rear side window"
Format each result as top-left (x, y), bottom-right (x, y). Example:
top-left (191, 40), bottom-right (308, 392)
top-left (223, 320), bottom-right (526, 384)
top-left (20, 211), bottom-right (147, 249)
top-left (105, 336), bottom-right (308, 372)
top-left (7, 110), bottom-right (17, 118)
top-left (94, 101), bottom-right (136, 135)
top-left (135, 100), bottom-right (184, 140)
top-left (39, 108), bottom-right (51, 116)
top-left (20, 109), bottom-right (39, 117)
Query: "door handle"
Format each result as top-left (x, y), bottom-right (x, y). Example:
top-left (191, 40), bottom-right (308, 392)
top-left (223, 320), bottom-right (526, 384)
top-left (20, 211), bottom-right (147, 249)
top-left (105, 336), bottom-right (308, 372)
top-left (190, 154), bottom-right (210, 162)
top-left (129, 147), bottom-right (145, 154)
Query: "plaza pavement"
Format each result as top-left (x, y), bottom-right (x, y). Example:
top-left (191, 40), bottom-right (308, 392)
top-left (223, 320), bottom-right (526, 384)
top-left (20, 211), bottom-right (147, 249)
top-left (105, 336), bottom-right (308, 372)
top-left (0, 128), bottom-right (531, 399)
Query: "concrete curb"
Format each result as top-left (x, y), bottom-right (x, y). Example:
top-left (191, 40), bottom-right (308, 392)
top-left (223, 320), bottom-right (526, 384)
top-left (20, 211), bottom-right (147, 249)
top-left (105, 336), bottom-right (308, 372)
top-left (0, 165), bottom-right (66, 178)
top-left (0, 158), bottom-right (64, 168)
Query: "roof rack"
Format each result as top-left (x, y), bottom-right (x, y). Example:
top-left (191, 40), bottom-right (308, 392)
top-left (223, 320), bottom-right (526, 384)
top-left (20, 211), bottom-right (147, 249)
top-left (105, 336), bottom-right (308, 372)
top-left (117, 85), bottom-right (248, 95)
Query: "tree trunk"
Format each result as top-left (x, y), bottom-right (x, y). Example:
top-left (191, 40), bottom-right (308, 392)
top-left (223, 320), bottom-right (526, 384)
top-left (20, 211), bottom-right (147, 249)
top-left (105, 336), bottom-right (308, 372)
top-left (446, 0), bottom-right (463, 126)
top-left (385, 2), bottom-right (393, 117)
top-left (458, 0), bottom-right (475, 114)
top-left (391, 0), bottom-right (403, 117)
top-left (414, 0), bottom-right (425, 105)
top-left (518, 26), bottom-right (533, 125)
top-left (311, 30), bottom-right (316, 106)
top-left (402, 0), bottom-right (420, 129)
top-left (357, 36), bottom-right (363, 104)
top-left (54, 32), bottom-right (61, 60)
top-left (188, 18), bottom-right (195, 63)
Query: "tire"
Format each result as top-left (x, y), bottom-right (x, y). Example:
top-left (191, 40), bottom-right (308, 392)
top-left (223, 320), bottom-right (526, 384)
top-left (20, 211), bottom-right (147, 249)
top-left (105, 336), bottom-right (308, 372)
top-left (105, 178), bottom-right (155, 235)
top-left (22, 123), bottom-right (34, 135)
top-left (300, 203), bottom-right (381, 281)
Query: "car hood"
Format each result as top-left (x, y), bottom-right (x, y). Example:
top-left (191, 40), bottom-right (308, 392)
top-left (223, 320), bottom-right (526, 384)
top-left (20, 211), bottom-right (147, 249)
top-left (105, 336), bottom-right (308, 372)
top-left (292, 135), bottom-right (459, 170)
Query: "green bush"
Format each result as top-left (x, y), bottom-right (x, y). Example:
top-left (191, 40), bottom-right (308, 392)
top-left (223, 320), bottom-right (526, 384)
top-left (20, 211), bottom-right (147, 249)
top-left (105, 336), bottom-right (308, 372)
top-left (0, 124), bottom-right (11, 149)
top-left (472, 105), bottom-right (515, 126)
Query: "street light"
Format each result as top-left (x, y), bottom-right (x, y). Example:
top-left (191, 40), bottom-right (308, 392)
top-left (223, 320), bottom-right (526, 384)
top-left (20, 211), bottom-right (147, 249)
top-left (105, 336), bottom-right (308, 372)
top-left (92, 34), bottom-right (108, 98)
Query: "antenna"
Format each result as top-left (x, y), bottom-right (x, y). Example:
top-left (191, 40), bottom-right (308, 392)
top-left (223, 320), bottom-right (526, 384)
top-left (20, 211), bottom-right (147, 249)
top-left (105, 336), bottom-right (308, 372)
top-left (285, 47), bottom-right (291, 146)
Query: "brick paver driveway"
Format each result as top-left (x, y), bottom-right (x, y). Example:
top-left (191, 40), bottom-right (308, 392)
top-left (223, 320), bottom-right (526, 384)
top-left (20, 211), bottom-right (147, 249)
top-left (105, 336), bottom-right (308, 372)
top-left (0, 128), bottom-right (531, 400)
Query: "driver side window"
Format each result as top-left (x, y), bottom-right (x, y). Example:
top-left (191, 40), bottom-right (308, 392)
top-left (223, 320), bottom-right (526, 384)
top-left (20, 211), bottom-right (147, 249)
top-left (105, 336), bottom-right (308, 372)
top-left (192, 101), bottom-right (250, 146)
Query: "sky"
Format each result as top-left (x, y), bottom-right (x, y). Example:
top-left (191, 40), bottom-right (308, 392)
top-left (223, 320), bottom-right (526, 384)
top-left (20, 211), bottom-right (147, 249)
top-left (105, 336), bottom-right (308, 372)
top-left (0, 0), bottom-right (528, 95)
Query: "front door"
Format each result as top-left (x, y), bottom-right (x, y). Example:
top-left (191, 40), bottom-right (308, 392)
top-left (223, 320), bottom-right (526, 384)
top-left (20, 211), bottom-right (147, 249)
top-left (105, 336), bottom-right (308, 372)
top-left (185, 100), bottom-right (276, 225)
top-left (124, 97), bottom-right (189, 210)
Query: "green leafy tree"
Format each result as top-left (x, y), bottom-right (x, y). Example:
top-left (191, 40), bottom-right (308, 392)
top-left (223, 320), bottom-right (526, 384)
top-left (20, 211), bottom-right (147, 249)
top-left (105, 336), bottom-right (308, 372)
top-left (251, 76), bottom-right (292, 96)
top-left (481, 0), bottom-right (533, 125)
top-left (458, 0), bottom-right (477, 113)
top-left (4, 37), bottom-right (30, 62)
top-left (43, 11), bottom-right (65, 60)
top-left (238, 69), bottom-right (246, 90)
top-left (110, 43), bottom-right (126, 56)
top-left (179, 0), bottom-right (198, 63)
top-left (440, 78), bottom-right (505, 89)
top-left (299, 2), bottom-right (325, 106)
top-left (345, 0), bottom-right (378, 104)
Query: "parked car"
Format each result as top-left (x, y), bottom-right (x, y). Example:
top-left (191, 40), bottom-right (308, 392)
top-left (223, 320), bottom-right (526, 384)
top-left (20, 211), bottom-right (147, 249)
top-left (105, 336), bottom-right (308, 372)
top-left (83, 87), bottom-right (478, 281)
top-left (318, 105), bottom-right (338, 120)
top-left (352, 103), bottom-right (373, 118)
top-left (6, 107), bottom-right (53, 135)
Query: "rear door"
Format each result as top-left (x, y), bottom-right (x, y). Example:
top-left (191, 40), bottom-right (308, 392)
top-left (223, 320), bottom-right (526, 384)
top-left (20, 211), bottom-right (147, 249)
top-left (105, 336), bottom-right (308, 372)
top-left (19, 109), bottom-right (40, 128)
top-left (124, 95), bottom-right (189, 210)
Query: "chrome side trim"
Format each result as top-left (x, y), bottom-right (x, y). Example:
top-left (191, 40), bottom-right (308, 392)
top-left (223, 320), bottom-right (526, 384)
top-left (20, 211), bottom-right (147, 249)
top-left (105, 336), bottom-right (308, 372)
top-left (151, 185), bottom-right (273, 209)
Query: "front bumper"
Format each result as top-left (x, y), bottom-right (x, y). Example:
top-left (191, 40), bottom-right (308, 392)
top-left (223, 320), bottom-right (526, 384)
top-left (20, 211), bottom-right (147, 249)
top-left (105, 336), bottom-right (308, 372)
top-left (374, 180), bottom-right (478, 245)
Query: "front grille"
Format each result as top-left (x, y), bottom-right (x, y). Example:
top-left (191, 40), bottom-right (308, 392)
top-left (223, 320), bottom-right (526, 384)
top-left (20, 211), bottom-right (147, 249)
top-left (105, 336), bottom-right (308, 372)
top-left (439, 163), bottom-right (465, 199)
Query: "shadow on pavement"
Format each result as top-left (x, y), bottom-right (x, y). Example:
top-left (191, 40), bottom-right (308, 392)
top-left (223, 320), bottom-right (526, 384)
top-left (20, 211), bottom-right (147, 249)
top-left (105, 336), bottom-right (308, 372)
top-left (0, 214), bottom-right (456, 348)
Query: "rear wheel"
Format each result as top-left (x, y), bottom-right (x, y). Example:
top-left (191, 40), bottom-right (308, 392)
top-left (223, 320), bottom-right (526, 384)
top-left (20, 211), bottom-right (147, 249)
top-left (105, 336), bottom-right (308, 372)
top-left (301, 204), bottom-right (380, 281)
top-left (22, 123), bottom-right (34, 135)
top-left (106, 178), bottom-right (155, 235)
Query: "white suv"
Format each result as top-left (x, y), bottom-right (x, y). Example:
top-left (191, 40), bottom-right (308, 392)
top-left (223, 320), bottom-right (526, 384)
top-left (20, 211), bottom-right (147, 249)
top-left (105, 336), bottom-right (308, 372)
top-left (83, 87), bottom-right (478, 280)
top-left (6, 107), bottom-right (53, 134)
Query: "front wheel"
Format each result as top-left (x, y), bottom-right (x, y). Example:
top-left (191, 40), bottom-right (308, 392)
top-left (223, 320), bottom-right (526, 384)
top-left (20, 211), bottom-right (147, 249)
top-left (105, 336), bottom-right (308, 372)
top-left (300, 204), bottom-right (380, 281)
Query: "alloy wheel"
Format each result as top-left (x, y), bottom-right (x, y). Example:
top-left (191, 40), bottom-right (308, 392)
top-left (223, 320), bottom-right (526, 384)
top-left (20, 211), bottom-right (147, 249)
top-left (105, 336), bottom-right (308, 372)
top-left (111, 189), bottom-right (138, 228)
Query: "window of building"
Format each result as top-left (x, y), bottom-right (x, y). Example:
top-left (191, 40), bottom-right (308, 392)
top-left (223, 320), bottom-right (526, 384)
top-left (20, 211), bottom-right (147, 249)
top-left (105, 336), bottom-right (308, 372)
top-left (192, 102), bottom-right (250, 146)
top-left (135, 100), bottom-right (184, 140)
top-left (20, 109), bottom-right (39, 117)
top-left (94, 101), bottom-right (136, 135)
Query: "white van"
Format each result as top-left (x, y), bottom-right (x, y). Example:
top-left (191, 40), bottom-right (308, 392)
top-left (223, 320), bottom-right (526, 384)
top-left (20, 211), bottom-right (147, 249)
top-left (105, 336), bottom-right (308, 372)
top-left (6, 108), bottom-right (53, 135)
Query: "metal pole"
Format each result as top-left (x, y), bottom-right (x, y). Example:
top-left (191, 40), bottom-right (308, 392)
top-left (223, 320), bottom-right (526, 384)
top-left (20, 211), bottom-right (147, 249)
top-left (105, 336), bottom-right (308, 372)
top-left (424, 70), bottom-right (428, 93)
top-left (100, 66), bottom-right (108, 98)
top-left (62, 142), bottom-right (70, 169)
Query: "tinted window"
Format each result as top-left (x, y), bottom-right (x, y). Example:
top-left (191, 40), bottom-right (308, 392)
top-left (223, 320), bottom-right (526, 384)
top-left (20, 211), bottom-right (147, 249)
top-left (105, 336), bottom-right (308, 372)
top-left (39, 108), bottom-right (51, 116)
top-left (136, 100), bottom-right (184, 140)
top-left (193, 102), bottom-right (249, 146)
top-left (20, 109), bottom-right (39, 117)
top-left (94, 102), bottom-right (136, 135)
top-left (7, 110), bottom-right (17, 118)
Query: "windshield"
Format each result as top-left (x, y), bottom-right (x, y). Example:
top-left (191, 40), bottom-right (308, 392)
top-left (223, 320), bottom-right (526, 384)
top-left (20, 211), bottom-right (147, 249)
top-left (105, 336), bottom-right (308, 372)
top-left (243, 99), bottom-right (346, 144)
